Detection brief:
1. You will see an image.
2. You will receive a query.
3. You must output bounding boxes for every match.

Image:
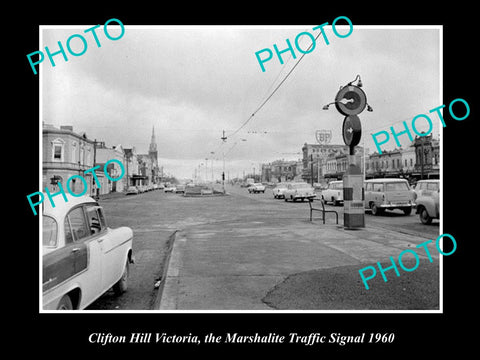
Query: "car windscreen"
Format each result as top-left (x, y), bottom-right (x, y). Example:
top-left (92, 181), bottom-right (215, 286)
top-left (43, 215), bottom-right (58, 247)
top-left (295, 183), bottom-right (311, 188)
top-left (386, 182), bottom-right (409, 191)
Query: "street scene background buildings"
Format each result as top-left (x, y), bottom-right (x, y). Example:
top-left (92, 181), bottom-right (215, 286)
top-left (43, 119), bottom-right (439, 196)
top-left (41, 26), bottom-right (440, 189)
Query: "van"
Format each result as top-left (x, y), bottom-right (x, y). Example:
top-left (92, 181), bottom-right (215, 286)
top-left (364, 178), bottom-right (415, 215)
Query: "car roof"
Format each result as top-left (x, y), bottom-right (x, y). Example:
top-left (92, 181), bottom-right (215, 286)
top-left (417, 179), bottom-right (439, 183)
top-left (43, 193), bottom-right (98, 219)
top-left (365, 178), bottom-right (408, 183)
top-left (329, 180), bottom-right (342, 184)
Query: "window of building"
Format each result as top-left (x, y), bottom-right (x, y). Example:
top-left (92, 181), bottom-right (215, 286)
top-left (71, 141), bottom-right (77, 163)
top-left (51, 138), bottom-right (65, 162)
top-left (54, 145), bottom-right (62, 160)
top-left (392, 159), bottom-right (395, 168)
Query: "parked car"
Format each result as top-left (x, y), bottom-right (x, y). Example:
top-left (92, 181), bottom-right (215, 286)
top-left (272, 183), bottom-right (288, 199)
top-left (42, 195), bottom-right (134, 310)
top-left (164, 185), bottom-right (176, 192)
top-left (415, 180), bottom-right (440, 224)
top-left (413, 179), bottom-right (439, 198)
top-left (126, 186), bottom-right (139, 195)
top-left (157, 183), bottom-right (165, 190)
top-left (284, 182), bottom-right (316, 202)
top-left (364, 178), bottom-right (415, 215)
top-left (201, 187), bottom-right (213, 195)
top-left (138, 185), bottom-right (147, 193)
top-left (248, 183), bottom-right (266, 193)
top-left (175, 184), bottom-right (186, 193)
top-left (320, 180), bottom-right (344, 206)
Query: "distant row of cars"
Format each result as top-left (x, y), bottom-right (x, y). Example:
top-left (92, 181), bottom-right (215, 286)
top-left (252, 178), bottom-right (439, 224)
top-left (126, 183), bottom-right (165, 195)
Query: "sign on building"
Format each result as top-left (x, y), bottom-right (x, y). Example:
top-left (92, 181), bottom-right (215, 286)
top-left (315, 130), bottom-right (332, 145)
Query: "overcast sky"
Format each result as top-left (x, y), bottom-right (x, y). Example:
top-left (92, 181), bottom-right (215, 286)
top-left (41, 25), bottom-right (441, 180)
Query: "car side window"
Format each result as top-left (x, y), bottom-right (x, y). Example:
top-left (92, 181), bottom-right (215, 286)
top-left (65, 207), bottom-right (90, 242)
top-left (85, 206), bottom-right (103, 235)
top-left (373, 183), bottom-right (384, 192)
top-left (427, 182), bottom-right (439, 191)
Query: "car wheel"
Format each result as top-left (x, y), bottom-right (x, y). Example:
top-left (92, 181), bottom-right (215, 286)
top-left (420, 208), bottom-right (432, 224)
top-left (57, 295), bottom-right (73, 310)
top-left (371, 203), bottom-right (380, 216)
top-left (403, 207), bottom-right (412, 216)
top-left (113, 259), bottom-right (129, 295)
top-left (284, 197), bottom-right (288, 202)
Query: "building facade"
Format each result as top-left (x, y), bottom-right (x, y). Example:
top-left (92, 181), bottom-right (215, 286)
top-left (96, 143), bottom-right (127, 193)
top-left (43, 124), bottom-right (104, 196)
top-left (302, 143), bottom-right (365, 184)
top-left (261, 159), bottom-right (302, 183)
top-left (412, 134), bottom-right (440, 179)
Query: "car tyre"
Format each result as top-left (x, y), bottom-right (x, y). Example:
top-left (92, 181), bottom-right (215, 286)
top-left (371, 203), bottom-right (381, 216)
top-left (402, 207), bottom-right (412, 216)
top-left (113, 259), bottom-right (129, 295)
top-left (419, 208), bottom-right (432, 224)
top-left (57, 295), bottom-right (73, 310)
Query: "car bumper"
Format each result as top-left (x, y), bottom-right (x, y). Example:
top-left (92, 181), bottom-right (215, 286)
top-left (293, 194), bottom-right (316, 199)
top-left (379, 202), bottom-right (414, 208)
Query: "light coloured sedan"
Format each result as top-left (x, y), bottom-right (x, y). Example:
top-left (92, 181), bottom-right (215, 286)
top-left (321, 180), bottom-right (344, 206)
top-left (247, 183), bottom-right (266, 193)
top-left (284, 182), bottom-right (316, 202)
top-left (272, 183), bottom-right (288, 199)
top-left (42, 195), bottom-right (134, 310)
top-left (126, 186), bottom-right (139, 195)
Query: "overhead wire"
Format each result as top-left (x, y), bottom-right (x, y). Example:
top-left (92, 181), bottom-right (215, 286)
top-left (226, 28), bottom-right (322, 139)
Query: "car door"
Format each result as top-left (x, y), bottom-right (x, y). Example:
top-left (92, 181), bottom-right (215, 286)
top-left (43, 207), bottom-right (91, 296)
top-left (43, 212), bottom-right (79, 292)
top-left (64, 205), bottom-right (104, 307)
top-left (372, 183), bottom-right (385, 205)
top-left (84, 204), bottom-right (118, 292)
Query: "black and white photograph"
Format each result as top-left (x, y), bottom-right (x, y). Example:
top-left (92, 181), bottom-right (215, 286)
top-left (39, 24), bottom-right (442, 312)
top-left (17, 5), bottom-right (476, 355)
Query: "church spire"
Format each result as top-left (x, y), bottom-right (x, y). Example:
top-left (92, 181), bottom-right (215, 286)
top-left (149, 126), bottom-right (157, 153)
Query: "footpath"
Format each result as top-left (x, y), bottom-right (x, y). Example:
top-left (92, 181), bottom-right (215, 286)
top-left (156, 215), bottom-right (440, 311)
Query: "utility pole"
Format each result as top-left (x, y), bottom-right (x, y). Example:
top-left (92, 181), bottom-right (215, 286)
top-left (310, 154), bottom-right (314, 186)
